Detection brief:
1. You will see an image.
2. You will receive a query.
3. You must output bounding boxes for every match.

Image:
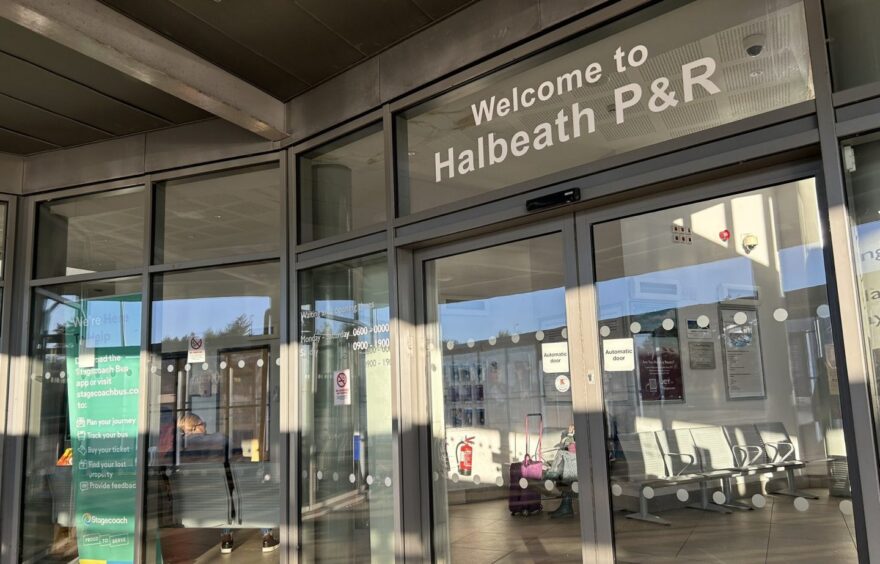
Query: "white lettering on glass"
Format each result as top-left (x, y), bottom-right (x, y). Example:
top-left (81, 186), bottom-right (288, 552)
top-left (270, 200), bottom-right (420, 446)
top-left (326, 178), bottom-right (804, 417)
top-left (435, 46), bottom-right (721, 183)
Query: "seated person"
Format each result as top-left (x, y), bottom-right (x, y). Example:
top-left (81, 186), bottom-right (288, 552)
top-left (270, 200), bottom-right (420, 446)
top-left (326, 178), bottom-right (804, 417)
top-left (177, 412), bottom-right (279, 554)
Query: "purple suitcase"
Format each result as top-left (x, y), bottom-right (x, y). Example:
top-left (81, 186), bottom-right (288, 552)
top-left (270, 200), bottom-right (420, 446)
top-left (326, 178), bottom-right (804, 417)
top-left (509, 461), bottom-right (542, 515)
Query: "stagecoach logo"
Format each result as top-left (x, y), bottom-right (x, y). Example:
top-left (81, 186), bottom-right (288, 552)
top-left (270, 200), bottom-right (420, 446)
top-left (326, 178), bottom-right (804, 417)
top-left (82, 512), bottom-right (129, 527)
top-left (435, 44), bottom-right (721, 183)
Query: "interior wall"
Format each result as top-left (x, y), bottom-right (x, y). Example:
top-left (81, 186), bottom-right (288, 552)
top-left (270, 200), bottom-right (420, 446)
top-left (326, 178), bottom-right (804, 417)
top-left (598, 179), bottom-right (839, 465)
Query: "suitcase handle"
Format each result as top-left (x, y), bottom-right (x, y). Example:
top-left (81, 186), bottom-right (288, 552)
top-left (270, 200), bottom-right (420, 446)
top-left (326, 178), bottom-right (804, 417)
top-left (525, 413), bottom-right (543, 462)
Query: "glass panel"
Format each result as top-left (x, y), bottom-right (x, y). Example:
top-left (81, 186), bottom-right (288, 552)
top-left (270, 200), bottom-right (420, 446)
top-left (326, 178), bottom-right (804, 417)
top-left (825, 0), bottom-right (880, 91)
top-left (843, 136), bottom-right (880, 490)
top-left (298, 253), bottom-right (394, 562)
top-left (145, 262), bottom-right (281, 562)
top-left (298, 124), bottom-right (386, 243)
top-left (593, 179), bottom-right (856, 561)
top-left (35, 188), bottom-right (144, 278)
top-left (154, 164), bottom-right (281, 263)
top-left (398, 0), bottom-right (813, 215)
top-left (425, 235), bottom-right (582, 562)
top-left (21, 277), bottom-right (143, 563)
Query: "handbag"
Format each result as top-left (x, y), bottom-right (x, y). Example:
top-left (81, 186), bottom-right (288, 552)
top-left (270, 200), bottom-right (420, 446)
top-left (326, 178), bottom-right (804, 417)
top-left (521, 413), bottom-right (544, 480)
top-left (560, 450), bottom-right (578, 483)
top-left (546, 449), bottom-right (565, 480)
top-left (546, 446), bottom-right (578, 482)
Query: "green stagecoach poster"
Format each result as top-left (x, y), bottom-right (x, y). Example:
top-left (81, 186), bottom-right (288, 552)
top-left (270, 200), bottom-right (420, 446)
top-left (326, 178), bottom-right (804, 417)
top-left (63, 293), bottom-right (141, 564)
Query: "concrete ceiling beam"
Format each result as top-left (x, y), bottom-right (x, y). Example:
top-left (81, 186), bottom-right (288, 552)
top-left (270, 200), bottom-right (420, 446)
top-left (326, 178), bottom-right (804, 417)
top-left (0, 0), bottom-right (288, 141)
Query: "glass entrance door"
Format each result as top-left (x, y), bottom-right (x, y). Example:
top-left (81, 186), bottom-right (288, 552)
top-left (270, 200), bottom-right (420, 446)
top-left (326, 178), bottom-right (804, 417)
top-left (581, 174), bottom-right (859, 563)
top-left (419, 224), bottom-right (589, 563)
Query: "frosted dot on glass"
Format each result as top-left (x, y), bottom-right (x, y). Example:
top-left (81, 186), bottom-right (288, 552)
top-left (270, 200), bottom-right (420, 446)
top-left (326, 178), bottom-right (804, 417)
top-left (151, 366), bottom-right (158, 374)
top-left (519, 478), bottom-right (528, 489)
top-left (385, 477), bottom-right (392, 487)
top-left (301, 470), bottom-right (308, 479)
top-left (184, 364), bottom-right (191, 372)
top-left (511, 334), bottom-right (520, 344)
top-left (697, 315), bottom-right (710, 328)
top-left (676, 488), bottom-right (689, 502)
top-left (773, 308), bottom-right (789, 322)
top-left (220, 361), bottom-right (228, 369)
top-left (712, 491), bottom-right (726, 505)
top-left (202, 363), bottom-right (209, 370)
top-left (642, 486), bottom-right (654, 499)
top-left (366, 475), bottom-right (374, 485)
top-left (571, 481), bottom-right (579, 493)
top-left (794, 497), bottom-right (809, 512)
top-left (451, 474), bottom-right (459, 483)
top-left (599, 326), bottom-right (611, 337)
top-left (611, 483), bottom-right (623, 497)
top-left (349, 474), bottom-right (356, 484)
top-left (535, 330), bottom-right (545, 342)
top-left (752, 494), bottom-right (766, 509)
top-left (60, 371), bottom-right (66, 379)
top-left (237, 360), bottom-right (245, 368)
top-left (662, 318), bottom-right (675, 331)
top-left (817, 304), bottom-right (831, 319)
top-left (629, 322), bottom-right (641, 334)
top-left (561, 328), bottom-right (568, 339)
top-left (467, 339), bottom-right (475, 348)
top-left (473, 475), bottom-right (481, 485)
top-left (432, 471), bottom-right (439, 482)
top-left (495, 476), bottom-right (504, 487)
top-left (733, 312), bottom-right (748, 325)
top-left (488, 336), bottom-right (497, 346)
top-left (44, 372), bottom-right (51, 380)
top-left (840, 499), bottom-right (854, 516)
top-left (257, 359), bottom-right (264, 367)
top-left (167, 365), bottom-right (174, 373)
top-left (332, 472), bottom-right (339, 482)
top-left (275, 358), bottom-right (281, 366)
top-left (446, 341), bottom-right (455, 350)
top-left (316, 471), bottom-right (323, 480)
top-left (545, 480), bottom-right (555, 491)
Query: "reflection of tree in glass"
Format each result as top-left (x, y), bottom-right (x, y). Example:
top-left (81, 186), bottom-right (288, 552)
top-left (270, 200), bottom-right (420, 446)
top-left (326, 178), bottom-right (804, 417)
top-left (162, 313), bottom-right (254, 347)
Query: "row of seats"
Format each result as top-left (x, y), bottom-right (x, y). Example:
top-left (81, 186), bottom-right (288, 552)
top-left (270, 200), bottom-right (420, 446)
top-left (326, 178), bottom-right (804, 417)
top-left (614, 422), bottom-right (818, 525)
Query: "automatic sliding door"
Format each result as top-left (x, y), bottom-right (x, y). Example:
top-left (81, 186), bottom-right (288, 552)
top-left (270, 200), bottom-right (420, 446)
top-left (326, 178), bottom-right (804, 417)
top-left (586, 177), bottom-right (858, 563)
top-left (421, 230), bottom-right (587, 563)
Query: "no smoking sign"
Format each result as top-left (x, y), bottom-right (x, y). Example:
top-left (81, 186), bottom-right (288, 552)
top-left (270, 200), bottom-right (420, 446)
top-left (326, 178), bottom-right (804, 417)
top-left (187, 335), bottom-right (205, 363)
top-left (334, 369), bottom-right (351, 406)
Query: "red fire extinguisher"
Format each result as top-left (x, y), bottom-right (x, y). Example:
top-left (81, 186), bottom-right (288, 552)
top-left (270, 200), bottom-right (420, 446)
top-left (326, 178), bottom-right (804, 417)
top-left (456, 436), bottom-right (474, 476)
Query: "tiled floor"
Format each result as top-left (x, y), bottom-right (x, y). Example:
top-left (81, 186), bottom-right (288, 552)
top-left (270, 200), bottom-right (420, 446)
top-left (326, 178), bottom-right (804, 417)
top-left (444, 488), bottom-right (857, 564)
top-left (152, 488), bottom-right (856, 563)
top-left (446, 496), bottom-right (584, 563)
top-left (613, 488), bottom-right (856, 563)
top-left (160, 528), bottom-right (278, 563)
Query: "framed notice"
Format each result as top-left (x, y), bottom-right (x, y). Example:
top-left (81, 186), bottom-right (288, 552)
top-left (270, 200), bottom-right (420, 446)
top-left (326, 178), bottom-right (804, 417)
top-left (719, 306), bottom-right (766, 399)
top-left (688, 341), bottom-right (716, 369)
top-left (631, 306), bottom-right (683, 403)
